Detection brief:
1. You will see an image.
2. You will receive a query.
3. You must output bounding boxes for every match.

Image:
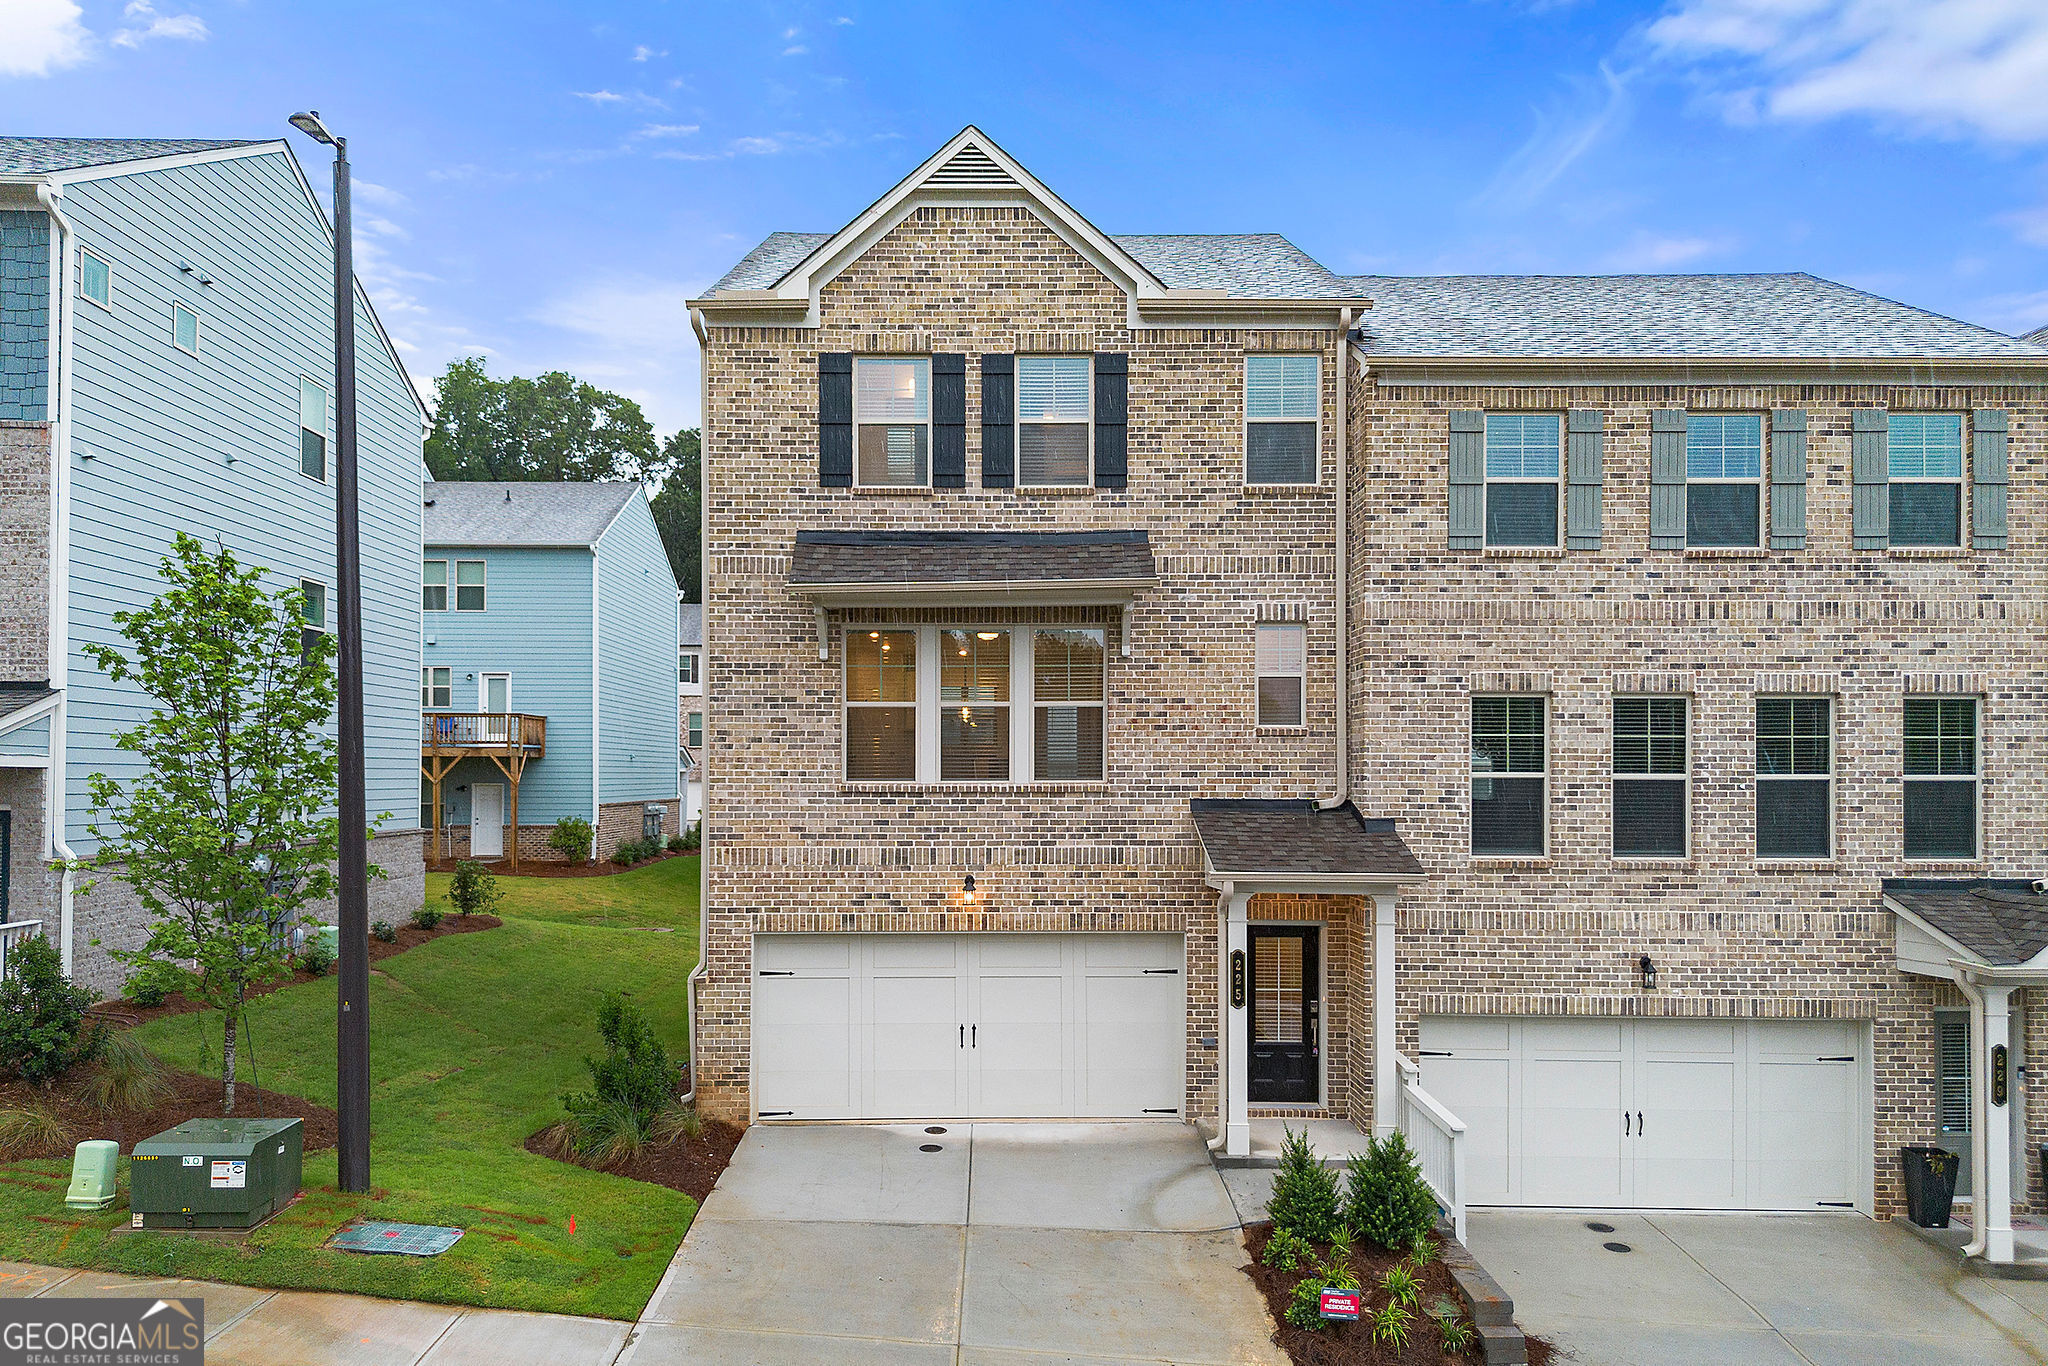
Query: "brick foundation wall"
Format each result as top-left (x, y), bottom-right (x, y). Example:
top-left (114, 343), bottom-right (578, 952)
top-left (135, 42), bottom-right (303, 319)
top-left (0, 421), bottom-right (50, 683)
top-left (428, 800), bottom-right (678, 864)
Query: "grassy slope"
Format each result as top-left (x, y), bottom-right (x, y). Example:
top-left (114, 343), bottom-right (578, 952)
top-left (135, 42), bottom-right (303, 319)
top-left (0, 857), bottom-right (701, 1321)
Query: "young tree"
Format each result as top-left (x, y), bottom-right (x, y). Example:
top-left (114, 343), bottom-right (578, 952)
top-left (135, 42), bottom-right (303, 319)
top-left (649, 426), bottom-right (700, 601)
top-left (74, 534), bottom-right (365, 1113)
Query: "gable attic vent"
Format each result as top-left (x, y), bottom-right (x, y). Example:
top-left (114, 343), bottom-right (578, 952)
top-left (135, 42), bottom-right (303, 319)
top-left (926, 145), bottom-right (1017, 188)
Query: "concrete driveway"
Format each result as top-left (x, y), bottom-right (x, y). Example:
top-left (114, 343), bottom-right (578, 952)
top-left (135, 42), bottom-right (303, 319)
top-left (620, 1121), bottom-right (1285, 1366)
top-left (1468, 1211), bottom-right (2048, 1366)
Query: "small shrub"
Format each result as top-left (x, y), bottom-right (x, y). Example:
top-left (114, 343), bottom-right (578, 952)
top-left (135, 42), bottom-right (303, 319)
top-left (299, 937), bottom-right (336, 976)
top-left (123, 961), bottom-right (182, 1009)
top-left (81, 1031), bottom-right (171, 1113)
top-left (1432, 1297), bottom-right (1475, 1353)
top-left (574, 1096), bottom-right (653, 1169)
top-left (1285, 1279), bottom-right (1328, 1332)
top-left (548, 816), bottom-right (594, 862)
top-left (1370, 1301), bottom-right (1414, 1352)
top-left (447, 860), bottom-right (503, 918)
top-left (1379, 1263), bottom-right (1421, 1311)
top-left (652, 1099), bottom-right (706, 1145)
top-left (563, 994), bottom-right (679, 1159)
top-left (0, 932), bottom-right (100, 1084)
top-left (1267, 1125), bottom-right (1343, 1244)
top-left (412, 903), bottom-right (444, 931)
top-left (665, 835), bottom-right (686, 853)
top-left (0, 1101), bottom-right (72, 1157)
top-left (1260, 1226), bottom-right (1312, 1271)
top-left (1314, 1244), bottom-right (1359, 1292)
top-left (370, 920), bottom-right (398, 943)
top-left (1407, 1230), bottom-right (1439, 1264)
top-left (682, 819), bottom-right (700, 851)
top-left (612, 837), bottom-right (663, 866)
top-left (1345, 1129), bottom-right (1440, 1251)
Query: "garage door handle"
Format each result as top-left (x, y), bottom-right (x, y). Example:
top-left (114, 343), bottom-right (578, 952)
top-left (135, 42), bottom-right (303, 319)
top-left (972, 1025), bottom-right (977, 1047)
top-left (1142, 968), bottom-right (1178, 975)
top-left (759, 970), bottom-right (794, 977)
top-left (1638, 1111), bottom-right (1644, 1134)
top-left (1624, 1110), bottom-right (1631, 1136)
top-left (960, 1025), bottom-right (965, 1049)
top-left (1819, 1055), bottom-right (1854, 1062)
top-left (1421, 1050), bottom-right (1452, 1057)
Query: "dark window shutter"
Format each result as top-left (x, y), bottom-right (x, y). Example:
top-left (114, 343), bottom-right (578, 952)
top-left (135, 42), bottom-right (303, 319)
top-left (1851, 408), bottom-right (1889, 549)
top-left (1566, 409), bottom-right (1604, 550)
top-left (1973, 408), bottom-right (2008, 550)
top-left (931, 353), bottom-right (966, 488)
top-left (980, 353), bottom-right (1013, 488)
top-left (1093, 352), bottom-right (1128, 489)
top-left (1770, 409), bottom-right (1807, 550)
top-left (1649, 410), bottom-right (1687, 550)
top-left (1448, 410), bottom-right (1484, 549)
top-left (818, 353), bottom-right (852, 487)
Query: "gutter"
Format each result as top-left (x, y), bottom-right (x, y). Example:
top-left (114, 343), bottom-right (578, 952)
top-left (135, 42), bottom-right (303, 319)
top-left (684, 304), bottom-right (709, 1108)
top-left (36, 181), bottom-right (78, 975)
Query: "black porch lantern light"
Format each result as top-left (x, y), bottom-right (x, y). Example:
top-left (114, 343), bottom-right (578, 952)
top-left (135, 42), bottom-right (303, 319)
top-left (963, 874), bottom-right (977, 897)
top-left (1640, 955), bottom-right (1657, 990)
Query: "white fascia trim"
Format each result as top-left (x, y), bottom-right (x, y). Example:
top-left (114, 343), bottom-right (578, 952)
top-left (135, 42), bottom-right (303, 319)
top-left (1201, 868), bottom-right (1422, 895)
top-left (32, 141), bottom-right (290, 185)
top-left (794, 579), bottom-right (1154, 606)
top-left (0, 692), bottom-right (62, 738)
top-left (0, 755), bottom-right (50, 769)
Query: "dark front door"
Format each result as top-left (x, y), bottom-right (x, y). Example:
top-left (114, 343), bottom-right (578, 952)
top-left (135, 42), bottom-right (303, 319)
top-left (1249, 926), bottom-right (1320, 1103)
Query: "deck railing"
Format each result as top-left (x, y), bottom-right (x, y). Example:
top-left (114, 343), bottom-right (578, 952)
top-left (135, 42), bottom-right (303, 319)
top-left (1394, 1052), bottom-right (1469, 1243)
top-left (421, 712), bottom-right (546, 754)
top-left (0, 920), bottom-right (44, 981)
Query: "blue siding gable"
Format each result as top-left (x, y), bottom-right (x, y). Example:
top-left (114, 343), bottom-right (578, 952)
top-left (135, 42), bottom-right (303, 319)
top-left (0, 209), bottom-right (50, 421)
top-left (0, 716), bottom-right (50, 758)
top-left (596, 493), bottom-right (681, 806)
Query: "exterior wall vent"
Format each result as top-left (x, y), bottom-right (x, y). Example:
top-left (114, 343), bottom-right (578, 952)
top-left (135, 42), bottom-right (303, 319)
top-left (927, 145), bottom-right (1017, 189)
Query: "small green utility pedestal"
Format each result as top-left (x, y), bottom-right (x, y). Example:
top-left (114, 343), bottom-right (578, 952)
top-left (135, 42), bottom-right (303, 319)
top-left (65, 1140), bottom-right (119, 1211)
top-left (130, 1118), bottom-right (303, 1230)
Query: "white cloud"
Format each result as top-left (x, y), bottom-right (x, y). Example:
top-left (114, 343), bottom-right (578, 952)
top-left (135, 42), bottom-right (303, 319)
top-left (1, 0), bottom-right (90, 75)
top-left (353, 179), bottom-right (408, 208)
top-left (631, 44), bottom-right (665, 61)
top-left (1647, 0), bottom-right (2048, 142)
top-left (782, 45), bottom-right (808, 56)
top-left (1602, 231), bottom-right (1737, 269)
top-left (1999, 203), bottom-right (2048, 248)
top-left (636, 123), bottom-right (699, 139)
top-left (111, 0), bottom-right (206, 49)
top-left (782, 25), bottom-right (800, 38)
top-left (362, 216), bottom-right (410, 241)
top-left (574, 88), bottom-right (666, 110)
top-left (834, 14), bottom-right (853, 23)
top-left (534, 276), bottom-right (706, 431)
top-left (1482, 61), bottom-right (1631, 208)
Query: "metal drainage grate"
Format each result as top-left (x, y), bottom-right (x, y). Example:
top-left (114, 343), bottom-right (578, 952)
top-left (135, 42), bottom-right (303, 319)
top-left (329, 1221), bottom-right (464, 1257)
top-left (920, 1144), bottom-right (944, 1153)
top-left (1603, 1242), bottom-right (1633, 1253)
top-left (1586, 1221), bottom-right (1615, 1233)
top-left (925, 1126), bottom-right (948, 1135)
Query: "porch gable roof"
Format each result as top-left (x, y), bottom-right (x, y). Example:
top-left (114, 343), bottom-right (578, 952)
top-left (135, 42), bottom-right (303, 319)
top-left (1192, 798), bottom-right (1424, 881)
top-left (1885, 878), bottom-right (2048, 970)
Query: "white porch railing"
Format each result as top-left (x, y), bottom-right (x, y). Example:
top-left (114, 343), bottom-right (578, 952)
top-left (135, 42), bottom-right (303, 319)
top-left (0, 920), bottom-right (44, 982)
top-left (1394, 1052), bottom-right (1468, 1243)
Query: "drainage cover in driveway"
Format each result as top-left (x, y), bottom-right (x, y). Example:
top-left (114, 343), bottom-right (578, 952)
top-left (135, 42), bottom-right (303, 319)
top-left (1586, 1221), bottom-right (1615, 1232)
top-left (1602, 1241), bottom-right (1632, 1253)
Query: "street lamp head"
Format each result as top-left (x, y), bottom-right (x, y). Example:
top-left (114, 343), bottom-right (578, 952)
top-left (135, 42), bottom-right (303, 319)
top-left (289, 110), bottom-right (337, 146)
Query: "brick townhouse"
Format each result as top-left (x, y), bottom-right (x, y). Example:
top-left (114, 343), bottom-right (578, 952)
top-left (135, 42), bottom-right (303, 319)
top-left (687, 128), bottom-right (2048, 1253)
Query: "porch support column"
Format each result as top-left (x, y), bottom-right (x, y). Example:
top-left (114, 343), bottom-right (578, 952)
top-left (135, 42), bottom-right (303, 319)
top-left (1373, 891), bottom-right (1397, 1136)
top-left (1979, 981), bottom-right (2016, 1264)
top-left (1225, 890), bottom-right (1251, 1158)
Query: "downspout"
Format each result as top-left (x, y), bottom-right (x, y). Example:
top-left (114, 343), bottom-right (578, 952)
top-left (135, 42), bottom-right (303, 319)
top-left (36, 182), bottom-right (77, 975)
top-left (590, 539), bottom-right (602, 861)
top-left (679, 305), bottom-right (711, 1106)
top-left (1955, 970), bottom-right (1990, 1260)
top-left (1315, 307), bottom-right (1354, 812)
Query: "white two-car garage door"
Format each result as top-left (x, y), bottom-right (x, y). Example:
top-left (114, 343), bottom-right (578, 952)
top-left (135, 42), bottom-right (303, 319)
top-left (1420, 1016), bottom-right (1864, 1210)
top-left (753, 934), bottom-right (1185, 1120)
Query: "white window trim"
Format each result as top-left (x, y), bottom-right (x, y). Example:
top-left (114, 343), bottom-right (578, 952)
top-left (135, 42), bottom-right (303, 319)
top-left (1482, 412), bottom-right (1563, 549)
top-left (841, 622), bottom-right (1109, 785)
top-left (479, 671), bottom-right (512, 712)
top-left (1887, 412), bottom-right (1968, 548)
top-left (851, 355), bottom-right (933, 490)
top-left (1755, 693), bottom-right (1835, 862)
top-left (171, 300), bottom-right (200, 357)
top-left (421, 666), bottom-right (453, 710)
top-left (422, 559), bottom-right (449, 612)
top-left (1684, 412), bottom-right (1766, 549)
top-left (1903, 694), bottom-right (1982, 863)
top-left (77, 245), bottom-right (112, 311)
top-left (1254, 621), bottom-right (1307, 729)
top-left (679, 650), bottom-right (700, 688)
top-left (1470, 693), bottom-right (1548, 858)
top-left (1243, 354), bottom-right (1321, 487)
top-left (842, 627), bottom-right (918, 782)
top-left (1612, 694), bottom-right (1690, 860)
top-left (298, 373), bottom-right (330, 485)
top-left (1014, 355), bottom-right (1095, 489)
top-left (687, 710), bottom-right (704, 750)
top-left (299, 578), bottom-right (329, 634)
top-left (454, 559), bottom-right (487, 612)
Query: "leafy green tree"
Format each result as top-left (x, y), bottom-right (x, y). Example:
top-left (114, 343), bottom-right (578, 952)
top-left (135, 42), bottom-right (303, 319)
top-left (73, 534), bottom-right (372, 1113)
top-left (424, 358), bottom-right (662, 484)
top-left (649, 426), bottom-right (700, 600)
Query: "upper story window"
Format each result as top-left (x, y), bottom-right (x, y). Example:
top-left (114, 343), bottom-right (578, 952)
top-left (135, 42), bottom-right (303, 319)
top-left (1686, 414), bottom-right (1762, 547)
top-left (172, 301), bottom-right (200, 356)
top-left (454, 560), bottom-right (486, 612)
top-left (687, 711), bottom-right (704, 750)
top-left (299, 376), bottom-right (329, 481)
top-left (1245, 355), bottom-right (1319, 485)
top-left (854, 357), bottom-right (930, 488)
top-left (1888, 414), bottom-right (1964, 547)
top-left (1016, 356), bottom-right (1092, 487)
top-left (78, 247), bottom-right (111, 309)
top-left (1033, 628), bottom-right (1105, 781)
top-left (1904, 697), bottom-right (1978, 860)
top-left (941, 629), bottom-right (1011, 780)
top-left (1471, 696), bottom-right (1545, 856)
top-left (1483, 415), bottom-right (1560, 546)
top-left (421, 666), bottom-right (452, 709)
top-left (1756, 697), bottom-right (1831, 860)
top-left (299, 579), bottom-right (327, 662)
top-left (679, 650), bottom-right (700, 686)
top-left (1613, 697), bottom-right (1688, 858)
top-left (422, 560), bottom-right (448, 612)
top-left (1254, 623), bottom-right (1305, 727)
top-left (845, 629), bottom-right (916, 781)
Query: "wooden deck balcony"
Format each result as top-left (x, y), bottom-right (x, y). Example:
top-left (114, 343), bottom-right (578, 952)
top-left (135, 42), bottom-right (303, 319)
top-left (421, 712), bottom-right (546, 869)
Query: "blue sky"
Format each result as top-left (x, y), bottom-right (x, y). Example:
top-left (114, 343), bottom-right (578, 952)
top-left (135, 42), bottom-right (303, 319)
top-left (5, 0), bottom-right (2047, 433)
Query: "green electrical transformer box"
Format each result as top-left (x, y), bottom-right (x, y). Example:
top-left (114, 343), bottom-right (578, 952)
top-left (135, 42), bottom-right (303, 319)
top-left (130, 1118), bottom-right (304, 1229)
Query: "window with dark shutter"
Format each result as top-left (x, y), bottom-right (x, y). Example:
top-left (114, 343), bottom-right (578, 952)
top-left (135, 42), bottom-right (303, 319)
top-left (1889, 414), bottom-right (1964, 547)
top-left (854, 357), bottom-right (931, 487)
top-left (818, 353), bottom-right (853, 487)
top-left (1472, 696), bottom-right (1545, 856)
top-left (1756, 697), bottom-right (1831, 859)
top-left (1904, 697), bottom-right (1978, 859)
top-left (1685, 414), bottom-right (1762, 548)
top-left (1016, 357), bottom-right (1092, 486)
top-left (1094, 352), bottom-right (1127, 489)
top-left (931, 353), bottom-right (965, 487)
top-left (1483, 415), bottom-right (1561, 547)
top-left (980, 353), bottom-right (1014, 488)
top-left (1613, 697), bottom-right (1687, 857)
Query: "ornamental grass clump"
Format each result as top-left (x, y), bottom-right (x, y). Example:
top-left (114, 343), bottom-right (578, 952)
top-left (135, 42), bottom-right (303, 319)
top-left (561, 993), bottom-right (680, 1164)
top-left (1267, 1125), bottom-right (1343, 1244)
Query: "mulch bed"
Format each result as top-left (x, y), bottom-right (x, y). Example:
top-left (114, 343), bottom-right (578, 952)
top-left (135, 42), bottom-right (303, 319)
top-left (0, 1067), bottom-right (337, 1161)
top-left (523, 1118), bottom-right (742, 1203)
top-left (426, 852), bottom-right (695, 879)
top-left (1243, 1223), bottom-right (1554, 1366)
top-left (85, 914), bottom-right (502, 1028)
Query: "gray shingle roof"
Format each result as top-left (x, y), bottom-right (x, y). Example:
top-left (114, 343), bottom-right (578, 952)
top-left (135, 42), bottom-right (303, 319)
top-left (1347, 272), bottom-right (2048, 359)
top-left (678, 602), bottom-right (703, 647)
top-left (1192, 800), bottom-right (1424, 879)
top-left (0, 683), bottom-right (56, 724)
top-left (0, 138), bottom-right (264, 176)
top-left (423, 481), bottom-right (642, 548)
top-left (1112, 234), bottom-right (1360, 298)
top-left (710, 232), bottom-right (830, 292)
top-left (789, 530), bottom-right (1156, 587)
top-left (2026, 326), bottom-right (2048, 345)
top-left (1887, 879), bottom-right (2048, 967)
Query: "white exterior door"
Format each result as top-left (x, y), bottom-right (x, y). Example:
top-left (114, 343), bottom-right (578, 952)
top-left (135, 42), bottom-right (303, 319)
top-left (1421, 1016), bottom-right (1862, 1210)
top-left (481, 674), bottom-right (511, 742)
top-left (470, 783), bottom-right (504, 858)
top-left (754, 934), bottom-right (1184, 1120)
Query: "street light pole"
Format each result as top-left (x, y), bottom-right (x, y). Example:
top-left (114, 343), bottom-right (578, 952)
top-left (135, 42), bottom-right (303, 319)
top-left (291, 110), bottom-right (370, 1193)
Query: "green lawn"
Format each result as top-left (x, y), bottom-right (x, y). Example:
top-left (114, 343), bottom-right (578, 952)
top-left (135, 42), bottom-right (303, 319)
top-left (0, 856), bottom-right (702, 1320)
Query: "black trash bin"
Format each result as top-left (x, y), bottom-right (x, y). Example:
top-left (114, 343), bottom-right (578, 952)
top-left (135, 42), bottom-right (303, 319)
top-left (1901, 1146), bottom-right (1961, 1228)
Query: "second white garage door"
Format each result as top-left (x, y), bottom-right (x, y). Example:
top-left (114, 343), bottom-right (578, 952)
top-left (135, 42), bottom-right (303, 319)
top-left (1420, 1016), bottom-right (1863, 1210)
top-left (753, 934), bottom-right (1185, 1121)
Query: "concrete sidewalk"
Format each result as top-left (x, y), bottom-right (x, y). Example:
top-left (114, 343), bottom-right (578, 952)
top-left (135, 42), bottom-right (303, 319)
top-left (0, 1260), bottom-right (631, 1366)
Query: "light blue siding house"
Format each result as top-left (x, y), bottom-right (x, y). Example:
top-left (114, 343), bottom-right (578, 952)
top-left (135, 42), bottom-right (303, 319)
top-left (0, 137), bottom-right (428, 991)
top-left (421, 481), bottom-right (681, 865)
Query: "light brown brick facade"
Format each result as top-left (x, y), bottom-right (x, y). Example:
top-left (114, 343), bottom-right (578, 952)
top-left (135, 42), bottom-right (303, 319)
top-left (0, 420), bottom-right (50, 683)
